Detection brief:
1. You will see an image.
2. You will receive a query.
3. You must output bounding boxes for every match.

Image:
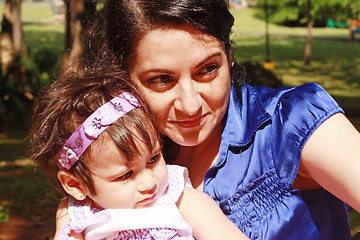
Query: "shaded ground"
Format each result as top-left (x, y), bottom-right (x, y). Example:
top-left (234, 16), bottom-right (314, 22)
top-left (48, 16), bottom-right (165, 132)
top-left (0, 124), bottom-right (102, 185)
top-left (0, 168), bottom-right (58, 240)
top-left (0, 213), bottom-right (55, 240)
top-left (0, 133), bottom-right (58, 240)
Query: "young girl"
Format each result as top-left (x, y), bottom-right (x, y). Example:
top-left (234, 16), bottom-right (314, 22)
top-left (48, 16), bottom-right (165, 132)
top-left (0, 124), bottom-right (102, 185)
top-left (30, 65), bottom-right (249, 240)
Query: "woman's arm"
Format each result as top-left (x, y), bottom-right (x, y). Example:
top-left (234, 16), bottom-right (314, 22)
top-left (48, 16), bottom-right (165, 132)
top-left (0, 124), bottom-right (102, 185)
top-left (178, 187), bottom-right (249, 240)
top-left (301, 113), bottom-right (360, 212)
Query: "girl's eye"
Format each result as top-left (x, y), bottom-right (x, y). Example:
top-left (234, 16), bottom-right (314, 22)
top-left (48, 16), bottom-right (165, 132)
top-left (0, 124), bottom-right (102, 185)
top-left (118, 170), bottom-right (133, 181)
top-left (148, 154), bottom-right (161, 165)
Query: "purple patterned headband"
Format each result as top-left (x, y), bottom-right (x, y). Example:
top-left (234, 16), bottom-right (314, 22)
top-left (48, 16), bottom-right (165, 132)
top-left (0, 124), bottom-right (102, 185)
top-left (56, 92), bottom-right (141, 170)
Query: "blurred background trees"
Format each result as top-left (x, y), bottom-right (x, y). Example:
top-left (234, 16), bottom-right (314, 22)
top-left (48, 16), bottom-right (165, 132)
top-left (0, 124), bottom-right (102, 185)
top-left (0, 0), bottom-right (360, 130)
top-left (0, 0), bottom-right (103, 129)
top-left (255, 0), bottom-right (360, 27)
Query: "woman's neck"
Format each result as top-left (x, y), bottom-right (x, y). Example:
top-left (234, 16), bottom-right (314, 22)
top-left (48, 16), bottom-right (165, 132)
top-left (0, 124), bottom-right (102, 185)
top-left (174, 123), bottom-right (222, 190)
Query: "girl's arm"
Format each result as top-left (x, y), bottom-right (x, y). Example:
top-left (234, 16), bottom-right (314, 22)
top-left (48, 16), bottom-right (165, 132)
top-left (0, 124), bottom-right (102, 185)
top-left (54, 199), bottom-right (84, 240)
top-left (178, 187), bottom-right (249, 240)
top-left (301, 113), bottom-right (360, 212)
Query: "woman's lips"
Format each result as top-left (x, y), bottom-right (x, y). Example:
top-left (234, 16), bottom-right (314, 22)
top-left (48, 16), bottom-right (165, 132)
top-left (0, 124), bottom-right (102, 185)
top-left (172, 114), bottom-right (207, 128)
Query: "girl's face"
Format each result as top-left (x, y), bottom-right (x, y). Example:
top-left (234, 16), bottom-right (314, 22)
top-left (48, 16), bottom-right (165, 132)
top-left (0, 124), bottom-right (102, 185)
top-left (129, 24), bottom-right (231, 146)
top-left (86, 133), bottom-right (168, 209)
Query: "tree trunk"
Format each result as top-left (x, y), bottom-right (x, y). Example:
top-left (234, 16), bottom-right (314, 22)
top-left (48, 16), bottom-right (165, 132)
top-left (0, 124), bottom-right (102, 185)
top-left (61, 0), bottom-right (97, 75)
top-left (0, 0), bottom-right (26, 73)
top-left (225, 0), bottom-right (229, 8)
top-left (304, 0), bottom-right (312, 65)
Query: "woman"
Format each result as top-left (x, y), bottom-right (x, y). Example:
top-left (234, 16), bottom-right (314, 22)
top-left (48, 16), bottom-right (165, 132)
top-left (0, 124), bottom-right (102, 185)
top-left (56, 0), bottom-right (360, 239)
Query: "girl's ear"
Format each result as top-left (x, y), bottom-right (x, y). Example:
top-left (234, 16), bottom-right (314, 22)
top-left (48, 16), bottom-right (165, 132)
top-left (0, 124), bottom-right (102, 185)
top-left (57, 170), bottom-right (88, 201)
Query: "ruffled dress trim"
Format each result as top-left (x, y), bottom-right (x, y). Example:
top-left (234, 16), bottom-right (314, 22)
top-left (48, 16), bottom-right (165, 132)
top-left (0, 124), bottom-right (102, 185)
top-left (61, 165), bottom-right (194, 240)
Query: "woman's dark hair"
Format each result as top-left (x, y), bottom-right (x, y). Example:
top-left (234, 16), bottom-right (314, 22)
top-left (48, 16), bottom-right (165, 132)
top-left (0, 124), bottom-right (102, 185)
top-left (105, 0), bottom-right (243, 83)
top-left (30, 64), bottom-right (159, 196)
top-left (104, 0), bottom-right (246, 162)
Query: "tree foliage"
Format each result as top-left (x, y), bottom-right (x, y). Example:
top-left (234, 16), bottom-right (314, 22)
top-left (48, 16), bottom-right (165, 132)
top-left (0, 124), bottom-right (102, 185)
top-left (256, 0), bottom-right (360, 27)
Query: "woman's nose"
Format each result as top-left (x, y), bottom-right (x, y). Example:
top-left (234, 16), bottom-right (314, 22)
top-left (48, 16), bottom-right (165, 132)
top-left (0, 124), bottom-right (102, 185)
top-left (174, 79), bottom-right (201, 116)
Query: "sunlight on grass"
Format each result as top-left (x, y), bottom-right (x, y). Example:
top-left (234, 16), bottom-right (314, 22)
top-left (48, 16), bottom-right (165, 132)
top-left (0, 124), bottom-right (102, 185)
top-left (23, 23), bottom-right (65, 58)
top-left (231, 34), bottom-right (360, 111)
top-left (231, 8), bottom-right (350, 38)
top-left (0, 3), bottom-right (54, 21)
top-left (230, 7), bottom-right (360, 134)
top-left (22, 3), bottom-right (53, 21)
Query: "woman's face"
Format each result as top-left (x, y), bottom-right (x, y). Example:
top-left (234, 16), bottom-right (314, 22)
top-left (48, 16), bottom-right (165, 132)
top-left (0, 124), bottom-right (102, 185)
top-left (129, 24), bottom-right (231, 146)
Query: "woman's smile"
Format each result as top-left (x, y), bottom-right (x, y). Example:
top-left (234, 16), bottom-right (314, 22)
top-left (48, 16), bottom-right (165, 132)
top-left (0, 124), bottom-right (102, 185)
top-left (170, 114), bottom-right (207, 129)
top-left (130, 24), bottom-right (231, 146)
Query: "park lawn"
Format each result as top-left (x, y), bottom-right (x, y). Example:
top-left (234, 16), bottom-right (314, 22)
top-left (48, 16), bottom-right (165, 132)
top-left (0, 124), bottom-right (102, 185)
top-left (230, 8), bottom-right (360, 118)
top-left (231, 8), bottom-right (351, 38)
top-left (0, 2), bottom-right (54, 21)
top-left (23, 23), bottom-right (64, 52)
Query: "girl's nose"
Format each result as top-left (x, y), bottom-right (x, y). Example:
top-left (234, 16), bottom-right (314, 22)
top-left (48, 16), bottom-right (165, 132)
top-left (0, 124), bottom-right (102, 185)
top-left (174, 78), bottom-right (201, 116)
top-left (137, 170), bottom-right (157, 194)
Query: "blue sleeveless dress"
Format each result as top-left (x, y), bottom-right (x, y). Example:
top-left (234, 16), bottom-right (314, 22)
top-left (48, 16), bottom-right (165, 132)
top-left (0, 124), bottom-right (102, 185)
top-left (203, 82), bottom-right (352, 240)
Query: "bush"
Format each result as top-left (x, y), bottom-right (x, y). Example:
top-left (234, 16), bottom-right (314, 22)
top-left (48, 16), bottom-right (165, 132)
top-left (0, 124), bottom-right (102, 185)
top-left (29, 46), bottom-right (61, 80)
top-left (255, 0), bottom-right (360, 27)
top-left (0, 48), bottom-right (61, 130)
top-left (241, 61), bottom-right (282, 88)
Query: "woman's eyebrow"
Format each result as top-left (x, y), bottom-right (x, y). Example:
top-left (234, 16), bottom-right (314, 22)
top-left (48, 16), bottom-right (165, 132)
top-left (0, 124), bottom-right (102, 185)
top-left (195, 52), bottom-right (222, 69)
top-left (141, 69), bottom-right (174, 75)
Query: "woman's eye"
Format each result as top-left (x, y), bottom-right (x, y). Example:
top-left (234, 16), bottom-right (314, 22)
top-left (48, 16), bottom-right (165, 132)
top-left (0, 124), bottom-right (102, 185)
top-left (197, 64), bottom-right (220, 79)
top-left (147, 75), bottom-right (173, 86)
top-left (118, 170), bottom-right (133, 181)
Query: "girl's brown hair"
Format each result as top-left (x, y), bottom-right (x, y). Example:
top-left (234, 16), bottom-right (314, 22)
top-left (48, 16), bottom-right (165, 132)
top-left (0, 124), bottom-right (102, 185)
top-left (30, 64), bottom-right (159, 196)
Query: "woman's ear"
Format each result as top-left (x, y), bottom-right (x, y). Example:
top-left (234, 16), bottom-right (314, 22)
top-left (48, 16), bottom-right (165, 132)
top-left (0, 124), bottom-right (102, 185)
top-left (227, 47), bottom-right (233, 67)
top-left (57, 170), bottom-right (88, 201)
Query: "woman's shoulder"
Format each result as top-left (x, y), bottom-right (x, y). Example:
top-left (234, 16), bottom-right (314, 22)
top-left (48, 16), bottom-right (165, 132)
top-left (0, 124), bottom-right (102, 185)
top-left (252, 82), bottom-right (333, 105)
top-left (245, 82), bottom-right (343, 118)
top-left (252, 83), bottom-right (344, 183)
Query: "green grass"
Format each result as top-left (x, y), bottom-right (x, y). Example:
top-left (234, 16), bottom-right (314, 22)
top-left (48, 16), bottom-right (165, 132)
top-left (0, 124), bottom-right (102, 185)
top-left (22, 3), bottom-right (54, 21)
top-left (0, 3), bottom-right (54, 21)
top-left (24, 23), bottom-right (64, 52)
top-left (231, 8), bottom-right (351, 38)
top-left (0, 135), bottom-right (58, 225)
top-left (230, 8), bottom-right (360, 118)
